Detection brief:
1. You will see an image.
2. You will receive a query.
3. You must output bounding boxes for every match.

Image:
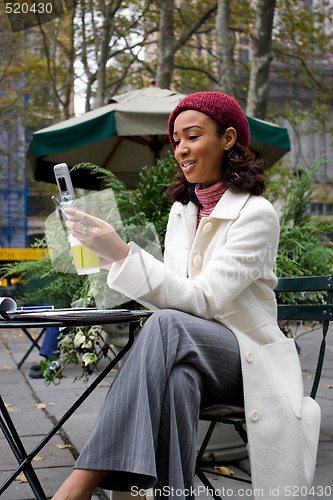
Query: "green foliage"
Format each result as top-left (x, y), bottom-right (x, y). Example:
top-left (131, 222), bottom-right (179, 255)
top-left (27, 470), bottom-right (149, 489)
top-left (277, 225), bottom-right (332, 278)
top-left (273, 160), bottom-right (333, 279)
top-left (130, 154), bottom-right (177, 248)
top-left (41, 325), bottom-right (101, 385)
top-left (264, 163), bottom-right (297, 205)
top-left (72, 163), bottom-right (135, 220)
top-left (265, 160), bottom-right (332, 338)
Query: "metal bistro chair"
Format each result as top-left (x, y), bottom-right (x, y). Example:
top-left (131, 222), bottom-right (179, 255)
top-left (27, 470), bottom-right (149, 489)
top-left (195, 275), bottom-right (333, 500)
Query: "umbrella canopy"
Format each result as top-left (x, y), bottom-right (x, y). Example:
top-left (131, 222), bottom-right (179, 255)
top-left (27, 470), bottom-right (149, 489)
top-left (28, 87), bottom-right (290, 190)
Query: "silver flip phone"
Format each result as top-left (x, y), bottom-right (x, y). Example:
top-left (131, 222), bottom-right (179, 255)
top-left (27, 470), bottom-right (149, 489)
top-left (52, 163), bottom-right (78, 219)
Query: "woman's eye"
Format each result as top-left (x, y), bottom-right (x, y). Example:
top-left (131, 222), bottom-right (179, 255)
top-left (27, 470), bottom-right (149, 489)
top-left (189, 135), bottom-right (198, 140)
top-left (173, 140), bottom-right (180, 146)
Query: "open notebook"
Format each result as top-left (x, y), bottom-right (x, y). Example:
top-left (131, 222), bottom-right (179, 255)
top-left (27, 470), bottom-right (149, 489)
top-left (0, 297), bottom-right (152, 324)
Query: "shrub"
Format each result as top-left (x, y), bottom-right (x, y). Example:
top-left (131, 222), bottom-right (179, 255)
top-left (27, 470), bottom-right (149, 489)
top-left (273, 161), bottom-right (333, 279)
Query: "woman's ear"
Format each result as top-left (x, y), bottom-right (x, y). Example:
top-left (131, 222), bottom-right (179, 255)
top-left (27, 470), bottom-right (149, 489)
top-left (223, 127), bottom-right (237, 151)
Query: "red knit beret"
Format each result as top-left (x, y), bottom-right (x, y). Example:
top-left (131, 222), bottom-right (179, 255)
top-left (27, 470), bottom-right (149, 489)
top-left (168, 91), bottom-right (250, 148)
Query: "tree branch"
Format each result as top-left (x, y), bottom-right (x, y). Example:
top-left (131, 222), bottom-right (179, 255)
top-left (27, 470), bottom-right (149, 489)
top-left (273, 47), bottom-right (326, 92)
top-left (37, 22), bottom-right (65, 114)
top-left (175, 4), bottom-right (217, 51)
top-left (174, 64), bottom-right (219, 84)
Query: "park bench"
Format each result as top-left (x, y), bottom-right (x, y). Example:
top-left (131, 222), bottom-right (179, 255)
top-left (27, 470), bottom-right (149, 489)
top-left (196, 274), bottom-right (333, 499)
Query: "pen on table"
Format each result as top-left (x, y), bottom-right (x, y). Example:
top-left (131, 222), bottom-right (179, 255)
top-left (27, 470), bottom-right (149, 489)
top-left (19, 306), bottom-right (54, 311)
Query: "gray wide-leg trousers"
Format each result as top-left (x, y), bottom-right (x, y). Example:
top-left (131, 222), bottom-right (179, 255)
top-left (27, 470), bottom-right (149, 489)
top-left (75, 309), bottom-right (243, 499)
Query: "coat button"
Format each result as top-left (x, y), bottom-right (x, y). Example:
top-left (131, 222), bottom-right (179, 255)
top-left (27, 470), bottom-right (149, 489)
top-left (192, 255), bottom-right (203, 268)
top-left (245, 351), bottom-right (253, 363)
top-left (250, 410), bottom-right (259, 422)
top-left (202, 222), bottom-right (213, 234)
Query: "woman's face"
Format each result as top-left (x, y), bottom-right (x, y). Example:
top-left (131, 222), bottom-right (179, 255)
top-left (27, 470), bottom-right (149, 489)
top-left (173, 110), bottom-right (229, 188)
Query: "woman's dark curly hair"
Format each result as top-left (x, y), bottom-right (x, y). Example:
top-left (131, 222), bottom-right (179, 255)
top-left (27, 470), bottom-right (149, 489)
top-left (165, 120), bottom-right (266, 206)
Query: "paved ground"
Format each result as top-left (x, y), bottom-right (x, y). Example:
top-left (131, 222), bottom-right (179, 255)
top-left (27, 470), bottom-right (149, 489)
top-left (0, 323), bottom-right (332, 500)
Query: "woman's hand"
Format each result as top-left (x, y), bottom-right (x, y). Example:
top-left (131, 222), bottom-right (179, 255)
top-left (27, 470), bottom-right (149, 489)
top-left (64, 208), bottom-right (130, 265)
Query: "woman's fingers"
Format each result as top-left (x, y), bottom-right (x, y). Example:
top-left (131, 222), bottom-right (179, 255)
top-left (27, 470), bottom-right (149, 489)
top-left (64, 209), bottom-right (101, 239)
top-left (63, 208), bottom-right (129, 264)
top-left (64, 207), bottom-right (93, 223)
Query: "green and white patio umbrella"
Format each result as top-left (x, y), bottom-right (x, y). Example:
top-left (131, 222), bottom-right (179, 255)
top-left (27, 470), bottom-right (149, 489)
top-left (28, 87), bottom-right (290, 190)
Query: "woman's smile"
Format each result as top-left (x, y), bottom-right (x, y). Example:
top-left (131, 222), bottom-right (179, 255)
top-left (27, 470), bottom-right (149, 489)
top-left (180, 159), bottom-right (197, 174)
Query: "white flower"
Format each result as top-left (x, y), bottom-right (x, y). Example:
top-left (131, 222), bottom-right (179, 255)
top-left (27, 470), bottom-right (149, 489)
top-left (82, 353), bottom-right (98, 366)
top-left (73, 332), bottom-right (86, 347)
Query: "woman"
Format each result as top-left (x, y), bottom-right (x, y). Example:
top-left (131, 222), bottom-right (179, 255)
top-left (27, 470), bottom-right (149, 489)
top-left (52, 92), bottom-right (320, 500)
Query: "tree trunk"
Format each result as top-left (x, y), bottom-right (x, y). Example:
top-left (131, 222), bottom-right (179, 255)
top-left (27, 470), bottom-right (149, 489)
top-left (95, 14), bottom-right (112, 108)
top-left (155, 1), bottom-right (216, 90)
top-left (215, 0), bottom-right (233, 95)
top-left (246, 0), bottom-right (276, 119)
top-left (156, 0), bottom-right (175, 89)
top-left (94, 0), bottom-right (123, 108)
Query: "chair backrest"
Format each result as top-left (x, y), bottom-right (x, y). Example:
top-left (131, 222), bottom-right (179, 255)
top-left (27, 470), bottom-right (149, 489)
top-left (275, 275), bottom-right (333, 322)
top-left (275, 274), bottom-right (333, 399)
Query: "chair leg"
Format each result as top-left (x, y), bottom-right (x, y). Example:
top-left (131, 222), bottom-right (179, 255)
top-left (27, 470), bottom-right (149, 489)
top-left (196, 421), bottom-right (216, 467)
top-left (310, 320), bottom-right (329, 399)
top-left (196, 467), bottom-right (224, 500)
top-left (233, 422), bottom-right (248, 445)
top-left (196, 418), bottom-right (250, 500)
top-left (196, 421), bottom-right (225, 500)
top-left (17, 328), bottom-right (45, 369)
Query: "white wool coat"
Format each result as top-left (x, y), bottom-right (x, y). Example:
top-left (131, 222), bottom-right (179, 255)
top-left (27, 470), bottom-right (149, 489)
top-left (108, 189), bottom-right (321, 499)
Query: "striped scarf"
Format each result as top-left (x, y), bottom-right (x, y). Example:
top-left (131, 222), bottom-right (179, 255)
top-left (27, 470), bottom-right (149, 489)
top-left (195, 181), bottom-right (228, 227)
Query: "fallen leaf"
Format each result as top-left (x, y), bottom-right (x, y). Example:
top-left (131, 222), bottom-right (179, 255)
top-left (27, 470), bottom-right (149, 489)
top-left (56, 443), bottom-right (73, 449)
top-left (214, 466), bottom-right (235, 477)
top-left (327, 385), bottom-right (333, 389)
top-left (32, 456), bottom-right (44, 461)
top-left (14, 473), bottom-right (28, 483)
top-left (48, 402), bottom-right (55, 406)
top-left (2, 365), bottom-right (13, 370)
top-left (0, 347), bottom-right (12, 354)
top-left (5, 404), bottom-right (16, 413)
top-left (35, 403), bottom-right (46, 409)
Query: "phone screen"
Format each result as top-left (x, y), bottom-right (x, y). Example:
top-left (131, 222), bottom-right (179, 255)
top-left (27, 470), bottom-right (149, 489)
top-left (58, 176), bottom-right (68, 192)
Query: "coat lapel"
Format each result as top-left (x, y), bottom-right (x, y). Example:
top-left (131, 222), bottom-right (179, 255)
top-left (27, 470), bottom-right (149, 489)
top-left (210, 190), bottom-right (251, 220)
top-left (169, 190), bottom-right (251, 277)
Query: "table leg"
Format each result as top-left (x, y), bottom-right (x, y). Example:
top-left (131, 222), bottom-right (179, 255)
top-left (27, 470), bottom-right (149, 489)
top-left (0, 397), bottom-right (47, 499)
top-left (0, 321), bottom-right (137, 497)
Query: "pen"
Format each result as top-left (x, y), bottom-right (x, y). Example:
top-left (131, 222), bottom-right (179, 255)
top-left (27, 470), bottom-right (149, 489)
top-left (19, 306), bottom-right (54, 311)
